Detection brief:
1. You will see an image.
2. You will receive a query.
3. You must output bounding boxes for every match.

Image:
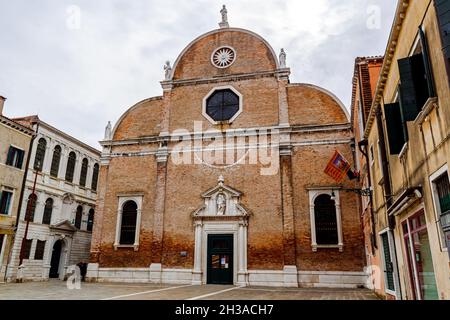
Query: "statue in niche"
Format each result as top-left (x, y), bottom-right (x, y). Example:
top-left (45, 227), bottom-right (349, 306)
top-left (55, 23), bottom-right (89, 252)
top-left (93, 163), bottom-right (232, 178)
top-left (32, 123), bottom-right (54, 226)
top-left (216, 193), bottom-right (226, 215)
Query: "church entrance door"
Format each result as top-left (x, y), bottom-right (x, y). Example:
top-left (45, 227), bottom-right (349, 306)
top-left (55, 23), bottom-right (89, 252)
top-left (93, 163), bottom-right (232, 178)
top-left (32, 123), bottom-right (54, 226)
top-left (49, 240), bottom-right (63, 279)
top-left (207, 234), bottom-right (233, 284)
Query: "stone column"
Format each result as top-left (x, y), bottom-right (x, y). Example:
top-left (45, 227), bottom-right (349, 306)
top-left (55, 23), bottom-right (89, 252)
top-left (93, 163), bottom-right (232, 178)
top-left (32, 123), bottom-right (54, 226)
top-left (237, 220), bottom-right (249, 286)
top-left (280, 145), bottom-right (298, 287)
top-left (192, 220), bottom-right (203, 285)
top-left (150, 146), bottom-right (169, 283)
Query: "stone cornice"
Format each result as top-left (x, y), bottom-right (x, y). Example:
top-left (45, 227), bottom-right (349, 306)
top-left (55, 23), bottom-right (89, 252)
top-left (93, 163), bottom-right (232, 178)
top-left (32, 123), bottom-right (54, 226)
top-left (0, 115), bottom-right (35, 136)
top-left (100, 123), bottom-right (352, 148)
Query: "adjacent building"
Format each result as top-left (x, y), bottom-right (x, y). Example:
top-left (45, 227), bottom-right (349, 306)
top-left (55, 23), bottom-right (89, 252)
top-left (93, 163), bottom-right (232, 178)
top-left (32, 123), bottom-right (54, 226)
top-left (87, 8), bottom-right (367, 287)
top-left (350, 56), bottom-right (385, 296)
top-left (6, 116), bottom-right (101, 281)
top-left (0, 97), bottom-right (34, 282)
top-left (361, 0), bottom-right (450, 300)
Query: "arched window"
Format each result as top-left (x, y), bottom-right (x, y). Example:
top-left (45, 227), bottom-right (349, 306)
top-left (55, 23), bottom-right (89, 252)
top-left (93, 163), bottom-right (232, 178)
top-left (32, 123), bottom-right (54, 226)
top-left (91, 163), bottom-right (99, 191)
top-left (50, 145), bottom-right (62, 177)
top-left (34, 138), bottom-right (47, 171)
top-left (79, 158), bottom-right (88, 187)
top-left (65, 151), bottom-right (76, 183)
top-left (75, 205), bottom-right (83, 229)
top-left (120, 201), bottom-right (137, 245)
top-left (42, 198), bottom-right (53, 225)
top-left (314, 194), bottom-right (338, 245)
top-left (26, 193), bottom-right (37, 222)
top-left (87, 208), bottom-right (94, 232)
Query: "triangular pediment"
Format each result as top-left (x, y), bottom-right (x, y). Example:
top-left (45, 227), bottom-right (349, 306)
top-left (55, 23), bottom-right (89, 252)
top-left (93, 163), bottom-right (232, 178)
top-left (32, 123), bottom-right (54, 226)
top-left (50, 220), bottom-right (77, 232)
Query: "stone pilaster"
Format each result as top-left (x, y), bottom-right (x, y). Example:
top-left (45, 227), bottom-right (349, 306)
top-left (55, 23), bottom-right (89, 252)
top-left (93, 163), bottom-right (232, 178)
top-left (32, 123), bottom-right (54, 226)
top-left (151, 147), bottom-right (169, 266)
top-left (280, 145), bottom-right (297, 268)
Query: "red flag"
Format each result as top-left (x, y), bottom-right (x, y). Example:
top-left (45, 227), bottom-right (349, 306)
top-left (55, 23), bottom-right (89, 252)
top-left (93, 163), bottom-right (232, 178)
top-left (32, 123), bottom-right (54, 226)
top-left (324, 150), bottom-right (351, 183)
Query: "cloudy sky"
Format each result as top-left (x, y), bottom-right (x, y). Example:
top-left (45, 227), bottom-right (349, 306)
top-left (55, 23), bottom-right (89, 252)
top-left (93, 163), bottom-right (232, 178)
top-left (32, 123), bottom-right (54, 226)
top-left (0, 1), bottom-right (397, 148)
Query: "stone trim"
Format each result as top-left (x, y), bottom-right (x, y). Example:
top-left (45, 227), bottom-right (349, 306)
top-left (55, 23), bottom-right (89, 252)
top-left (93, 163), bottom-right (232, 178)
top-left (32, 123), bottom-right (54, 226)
top-left (308, 189), bottom-right (344, 252)
top-left (114, 196), bottom-right (143, 251)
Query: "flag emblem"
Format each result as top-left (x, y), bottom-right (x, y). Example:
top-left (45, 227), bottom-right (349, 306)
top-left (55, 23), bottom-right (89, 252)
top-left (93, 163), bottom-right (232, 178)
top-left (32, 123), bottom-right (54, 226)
top-left (324, 150), bottom-right (351, 182)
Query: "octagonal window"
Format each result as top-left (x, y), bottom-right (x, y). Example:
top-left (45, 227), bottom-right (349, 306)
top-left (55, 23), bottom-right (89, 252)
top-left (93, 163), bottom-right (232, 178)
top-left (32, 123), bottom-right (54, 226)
top-left (206, 89), bottom-right (240, 122)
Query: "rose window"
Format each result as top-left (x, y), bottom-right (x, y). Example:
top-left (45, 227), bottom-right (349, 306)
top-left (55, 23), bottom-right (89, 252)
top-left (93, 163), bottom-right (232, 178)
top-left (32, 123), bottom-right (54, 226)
top-left (211, 47), bottom-right (236, 68)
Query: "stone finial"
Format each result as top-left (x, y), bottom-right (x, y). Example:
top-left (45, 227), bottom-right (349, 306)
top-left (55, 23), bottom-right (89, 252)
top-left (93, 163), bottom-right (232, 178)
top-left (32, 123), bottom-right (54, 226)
top-left (218, 175), bottom-right (225, 185)
top-left (219, 5), bottom-right (229, 28)
top-left (164, 61), bottom-right (172, 80)
top-left (104, 121), bottom-right (112, 140)
top-left (279, 48), bottom-right (287, 68)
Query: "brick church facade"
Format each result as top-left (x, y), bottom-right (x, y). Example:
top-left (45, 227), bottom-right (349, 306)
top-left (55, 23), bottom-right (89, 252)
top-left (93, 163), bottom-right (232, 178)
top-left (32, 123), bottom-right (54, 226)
top-left (87, 10), bottom-right (366, 287)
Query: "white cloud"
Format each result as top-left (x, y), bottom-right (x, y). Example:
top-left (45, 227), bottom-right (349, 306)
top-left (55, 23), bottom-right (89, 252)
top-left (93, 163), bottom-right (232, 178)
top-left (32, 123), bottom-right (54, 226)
top-left (0, 0), bottom-right (396, 148)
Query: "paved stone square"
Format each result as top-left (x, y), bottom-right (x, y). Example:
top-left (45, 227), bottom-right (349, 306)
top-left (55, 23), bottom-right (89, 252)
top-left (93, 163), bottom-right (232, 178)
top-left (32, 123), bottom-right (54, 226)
top-left (0, 280), bottom-right (379, 300)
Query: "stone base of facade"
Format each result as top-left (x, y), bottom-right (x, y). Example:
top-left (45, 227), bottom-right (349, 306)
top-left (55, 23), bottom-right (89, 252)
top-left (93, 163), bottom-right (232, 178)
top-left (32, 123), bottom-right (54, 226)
top-left (86, 263), bottom-right (367, 288)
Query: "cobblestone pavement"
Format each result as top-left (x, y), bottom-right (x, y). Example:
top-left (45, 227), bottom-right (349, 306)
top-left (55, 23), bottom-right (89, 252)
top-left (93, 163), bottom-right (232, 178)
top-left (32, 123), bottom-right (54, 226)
top-left (0, 280), bottom-right (379, 300)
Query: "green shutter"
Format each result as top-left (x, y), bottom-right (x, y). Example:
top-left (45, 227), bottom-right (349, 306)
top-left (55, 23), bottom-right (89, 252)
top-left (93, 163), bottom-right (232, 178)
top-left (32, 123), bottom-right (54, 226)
top-left (419, 27), bottom-right (436, 97)
top-left (381, 233), bottom-right (395, 292)
top-left (384, 102), bottom-right (406, 154)
top-left (435, 0), bottom-right (450, 58)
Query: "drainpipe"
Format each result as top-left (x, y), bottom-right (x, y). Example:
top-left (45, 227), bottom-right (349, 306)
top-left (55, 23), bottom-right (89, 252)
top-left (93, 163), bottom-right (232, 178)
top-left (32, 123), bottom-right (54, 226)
top-left (4, 122), bottom-right (38, 282)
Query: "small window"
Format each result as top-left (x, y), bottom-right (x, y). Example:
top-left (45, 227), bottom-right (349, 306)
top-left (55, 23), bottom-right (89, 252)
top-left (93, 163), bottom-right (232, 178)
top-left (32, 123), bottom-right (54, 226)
top-left (206, 89), bottom-right (240, 122)
top-left (6, 146), bottom-right (25, 169)
top-left (34, 138), bottom-right (46, 171)
top-left (65, 152), bottom-right (76, 183)
top-left (120, 201), bottom-right (138, 245)
top-left (42, 198), bottom-right (53, 225)
top-left (50, 145), bottom-right (62, 178)
top-left (75, 206), bottom-right (83, 229)
top-left (314, 194), bottom-right (338, 245)
top-left (23, 239), bottom-right (33, 259)
top-left (26, 194), bottom-right (37, 222)
top-left (0, 190), bottom-right (13, 215)
top-left (87, 209), bottom-right (94, 232)
top-left (433, 172), bottom-right (450, 247)
top-left (79, 158), bottom-right (88, 187)
top-left (91, 163), bottom-right (99, 191)
top-left (34, 240), bottom-right (46, 260)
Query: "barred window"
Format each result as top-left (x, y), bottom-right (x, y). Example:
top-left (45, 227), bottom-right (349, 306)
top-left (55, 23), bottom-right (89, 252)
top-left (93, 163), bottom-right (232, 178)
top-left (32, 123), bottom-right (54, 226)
top-left (87, 208), bottom-right (94, 232)
top-left (34, 240), bottom-right (46, 260)
top-left (42, 198), bottom-right (53, 225)
top-left (75, 206), bottom-right (83, 229)
top-left (314, 194), bottom-right (338, 245)
top-left (50, 145), bottom-right (62, 177)
top-left (34, 138), bottom-right (47, 171)
top-left (65, 151), bottom-right (76, 183)
top-left (120, 201), bottom-right (137, 245)
top-left (91, 163), bottom-right (99, 191)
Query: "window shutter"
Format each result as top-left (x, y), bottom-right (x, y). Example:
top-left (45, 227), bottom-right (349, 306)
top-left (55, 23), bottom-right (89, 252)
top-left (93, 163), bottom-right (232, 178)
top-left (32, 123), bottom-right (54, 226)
top-left (384, 103), bottom-right (406, 154)
top-left (6, 146), bottom-right (14, 165)
top-left (435, 0), bottom-right (450, 58)
top-left (419, 27), bottom-right (436, 97)
top-left (17, 149), bottom-right (24, 169)
top-left (381, 233), bottom-right (395, 292)
top-left (398, 57), bottom-right (422, 121)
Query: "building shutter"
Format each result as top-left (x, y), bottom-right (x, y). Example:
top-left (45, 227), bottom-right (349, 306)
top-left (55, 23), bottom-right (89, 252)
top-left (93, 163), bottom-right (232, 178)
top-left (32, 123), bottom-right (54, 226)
top-left (419, 27), bottom-right (436, 97)
top-left (384, 103), bottom-right (406, 154)
top-left (6, 146), bottom-right (14, 165)
top-left (435, 0), bottom-right (450, 58)
top-left (398, 56), bottom-right (424, 122)
top-left (381, 233), bottom-right (395, 292)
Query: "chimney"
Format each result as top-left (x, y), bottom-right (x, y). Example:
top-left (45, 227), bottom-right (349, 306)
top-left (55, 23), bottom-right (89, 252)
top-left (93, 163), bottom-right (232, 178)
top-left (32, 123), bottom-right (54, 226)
top-left (0, 96), bottom-right (6, 115)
